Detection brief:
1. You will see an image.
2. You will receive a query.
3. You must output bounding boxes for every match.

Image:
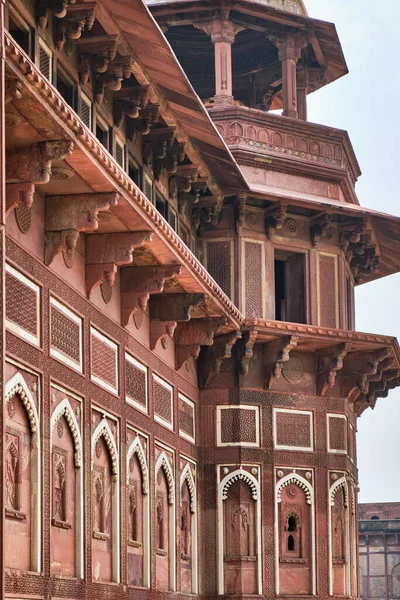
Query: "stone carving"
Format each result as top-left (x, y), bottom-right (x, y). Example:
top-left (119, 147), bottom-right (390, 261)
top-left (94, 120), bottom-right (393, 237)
top-left (45, 192), bottom-right (119, 266)
top-left (181, 463), bottom-right (196, 513)
top-left (155, 452), bottom-right (175, 505)
top-left (54, 3), bottom-right (96, 50)
top-left (127, 103), bottom-right (160, 138)
top-left (343, 347), bottom-right (392, 403)
top-left (240, 329), bottom-right (258, 376)
top-left (126, 437), bottom-right (149, 495)
top-left (113, 86), bottom-right (150, 127)
top-left (7, 140), bottom-right (74, 185)
top-left (76, 35), bottom-right (119, 84)
top-left (92, 418), bottom-right (118, 477)
top-left (317, 343), bottom-right (351, 395)
top-left (121, 265), bottom-right (181, 325)
top-left (50, 398), bottom-right (82, 468)
top-left (85, 231), bottom-right (153, 297)
top-left (174, 317), bottom-right (227, 370)
top-left (221, 469), bottom-right (258, 501)
top-left (264, 335), bottom-right (299, 389)
top-left (94, 56), bottom-right (135, 104)
top-left (5, 183), bottom-right (35, 219)
top-left (276, 473), bottom-right (313, 505)
top-left (311, 213), bottom-right (333, 248)
top-left (282, 356), bottom-right (305, 383)
top-left (265, 203), bottom-right (288, 238)
top-left (203, 330), bottom-right (242, 386)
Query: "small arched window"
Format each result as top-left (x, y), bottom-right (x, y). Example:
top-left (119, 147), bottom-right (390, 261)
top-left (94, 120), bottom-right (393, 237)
top-left (157, 499), bottom-right (164, 550)
top-left (288, 515), bottom-right (297, 532)
top-left (371, 515), bottom-right (380, 520)
top-left (288, 534), bottom-right (295, 552)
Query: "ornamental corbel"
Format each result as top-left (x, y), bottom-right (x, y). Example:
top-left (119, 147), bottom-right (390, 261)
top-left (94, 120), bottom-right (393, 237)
top-left (36, 0), bottom-right (70, 28)
top-left (174, 317), bottom-right (227, 370)
top-left (7, 140), bottom-right (74, 184)
top-left (265, 203), bottom-right (288, 238)
top-left (76, 35), bottom-right (119, 84)
top-left (342, 347), bottom-right (392, 402)
top-left (235, 192), bottom-right (247, 235)
top-left (142, 127), bottom-right (176, 165)
top-left (45, 192), bottom-right (119, 266)
top-left (120, 265), bottom-right (182, 325)
top-left (94, 57), bottom-right (134, 104)
top-left (127, 103), bottom-right (160, 139)
top-left (311, 212), bottom-right (333, 247)
top-left (151, 291), bottom-right (206, 349)
top-left (317, 342), bottom-right (351, 396)
top-left (113, 86), bottom-right (150, 127)
top-left (203, 330), bottom-right (242, 386)
top-left (155, 141), bottom-right (186, 177)
top-left (54, 3), bottom-right (96, 50)
top-left (5, 78), bottom-right (22, 104)
top-left (6, 183), bottom-right (35, 218)
top-left (240, 328), bottom-right (258, 376)
top-left (85, 231), bottom-right (153, 298)
top-left (264, 335), bottom-right (299, 389)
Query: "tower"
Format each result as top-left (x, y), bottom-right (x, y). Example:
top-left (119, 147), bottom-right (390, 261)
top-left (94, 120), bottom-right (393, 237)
top-left (146, 1), bottom-right (400, 599)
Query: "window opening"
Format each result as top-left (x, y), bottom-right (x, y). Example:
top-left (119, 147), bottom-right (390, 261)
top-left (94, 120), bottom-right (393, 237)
top-left (371, 516), bottom-right (380, 520)
top-left (288, 515), bottom-right (297, 532)
top-left (38, 39), bottom-right (53, 82)
top-left (96, 116), bottom-right (109, 149)
top-left (274, 251), bottom-right (306, 324)
top-left (157, 498), bottom-right (165, 550)
top-left (129, 157), bottom-right (142, 189)
top-left (56, 69), bottom-right (74, 109)
top-left (115, 138), bottom-right (125, 169)
top-left (287, 534), bottom-right (295, 552)
top-left (144, 173), bottom-right (153, 203)
top-left (80, 92), bottom-right (92, 129)
top-left (8, 13), bottom-right (31, 56)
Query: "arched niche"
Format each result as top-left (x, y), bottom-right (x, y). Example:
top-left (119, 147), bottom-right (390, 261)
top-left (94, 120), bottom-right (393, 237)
top-left (180, 463), bottom-right (198, 594)
top-left (329, 476), bottom-right (350, 597)
top-left (155, 451), bottom-right (176, 592)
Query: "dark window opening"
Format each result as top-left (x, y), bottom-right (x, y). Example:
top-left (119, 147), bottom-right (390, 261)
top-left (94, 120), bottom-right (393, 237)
top-left (371, 516), bottom-right (380, 520)
top-left (56, 70), bottom-right (74, 109)
top-left (156, 193), bottom-right (167, 219)
top-left (129, 158), bottom-right (142, 189)
top-left (288, 515), bottom-right (297, 532)
top-left (168, 206), bottom-right (177, 232)
top-left (96, 123), bottom-right (109, 149)
top-left (157, 500), bottom-right (165, 550)
top-left (274, 252), bottom-right (306, 324)
top-left (287, 534), bottom-right (295, 552)
top-left (8, 14), bottom-right (31, 56)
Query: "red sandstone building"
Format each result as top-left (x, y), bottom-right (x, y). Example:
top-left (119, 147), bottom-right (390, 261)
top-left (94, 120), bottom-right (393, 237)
top-left (1, 0), bottom-right (400, 599)
top-left (359, 503), bottom-right (400, 600)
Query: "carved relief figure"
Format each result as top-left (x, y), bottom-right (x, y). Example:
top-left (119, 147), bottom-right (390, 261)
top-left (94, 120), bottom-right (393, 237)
top-left (5, 434), bottom-right (19, 511)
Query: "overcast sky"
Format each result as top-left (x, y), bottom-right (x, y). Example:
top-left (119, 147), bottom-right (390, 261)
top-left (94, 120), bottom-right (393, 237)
top-left (304, 0), bottom-right (400, 503)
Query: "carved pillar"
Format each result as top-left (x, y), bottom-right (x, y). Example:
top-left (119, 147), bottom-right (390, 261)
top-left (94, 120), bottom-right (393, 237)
top-left (196, 18), bottom-right (243, 105)
top-left (276, 33), bottom-right (308, 119)
top-left (296, 62), bottom-right (308, 121)
top-left (0, 0), bottom-right (5, 594)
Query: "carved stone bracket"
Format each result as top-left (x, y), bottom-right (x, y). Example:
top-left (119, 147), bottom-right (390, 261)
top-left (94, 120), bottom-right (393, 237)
top-left (143, 127), bottom-right (176, 165)
top-left (76, 35), bottom-right (119, 85)
top-left (240, 329), bottom-right (258, 376)
top-left (94, 57), bottom-right (134, 104)
top-left (154, 141), bottom-right (186, 180)
top-left (317, 343), bottom-right (351, 396)
top-left (54, 3), bottom-right (96, 50)
top-left (192, 205), bottom-right (219, 234)
top-left (150, 321), bottom-right (177, 351)
top-left (121, 265), bottom-right (181, 325)
top-left (113, 86), bottom-right (150, 127)
top-left (264, 335), bottom-right (299, 389)
top-left (311, 212), bottom-right (333, 247)
top-left (6, 183), bottom-right (35, 218)
top-left (5, 78), bottom-right (22, 104)
top-left (85, 231), bottom-right (153, 297)
top-left (355, 369), bottom-right (400, 416)
top-left (174, 317), bottom-right (227, 370)
top-left (127, 103), bottom-right (160, 138)
top-left (169, 166), bottom-right (200, 214)
top-left (7, 140), bottom-right (74, 184)
top-left (343, 347), bottom-right (392, 402)
top-left (149, 294), bottom-right (205, 349)
top-left (203, 330), bottom-right (242, 386)
top-left (37, 0), bottom-right (73, 28)
top-left (235, 192), bottom-right (247, 235)
top-left (265, 203), bottom-right (288, 238)
top-left (45, 192), bottom-right (119, 266)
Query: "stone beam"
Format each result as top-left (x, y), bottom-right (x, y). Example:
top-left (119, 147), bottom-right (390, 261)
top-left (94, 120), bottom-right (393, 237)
top-left (317, 342), bottom-right (351, 396)
top-left (45, 192), bottom-right (118, 266)
top-left (7, 140), bottom-right (74, 184)
top-left (174, 317), bottom-right (227, 371)
top-left (121, 265), bottom-right (181, 326)
top-left (85, 231), bottom-right (153, 298)
top-left (264, 335), bottom-right (299, 389)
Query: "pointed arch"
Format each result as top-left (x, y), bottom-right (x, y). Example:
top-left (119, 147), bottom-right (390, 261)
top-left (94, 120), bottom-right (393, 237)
top-left (180, 463), bottom-right (196, 513)
top-left (51, 398), bottom-right (82, 468)
top-left (5, 371), bottom-right (41, 572)
top-left (276, 472), bottom-right (313, 505)
top-left (6, 372), bottom-right (40, 438)
top-left (155, 451), bottom-right (175, 504)
top-left (92, 418), bottom-right (118, 476)
top-left (329, 474), bottom-right (350, 596)
top-left (220, 468), bottom-right (259, 501)
top-left (330, 476), bottom-right (348, 507)
top-left (126, 436), bottom-right (149, 494)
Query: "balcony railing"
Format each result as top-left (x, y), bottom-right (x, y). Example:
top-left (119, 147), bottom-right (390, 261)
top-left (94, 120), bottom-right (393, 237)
top-left (359, 520), bottom-right (400, 533)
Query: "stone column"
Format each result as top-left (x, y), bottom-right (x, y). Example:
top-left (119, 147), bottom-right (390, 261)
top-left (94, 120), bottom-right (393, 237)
top-left (296, 62), bottom-right (308, 121)
top-left (276, 32), bottom-right (308, 119)
top-left (196, 17), bottom-right (243, 106)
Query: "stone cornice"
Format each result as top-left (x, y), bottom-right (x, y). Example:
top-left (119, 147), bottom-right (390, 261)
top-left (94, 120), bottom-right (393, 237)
top-left (4, 33), bottom-right (243, 328)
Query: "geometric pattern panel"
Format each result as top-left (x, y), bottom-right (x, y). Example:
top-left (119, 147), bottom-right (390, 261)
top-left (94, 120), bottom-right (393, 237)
top-left (273, 408), bottom-right (314, 451)
top-left (206, 240), bottom-right (232, 299)
top-left (327, 413), bottom-right (347, 454)
top-left (217, 405), bottom-right (260, 447)
top-left (153, 374), bottom-right (173, 430)
top-left (50, 296), bottom-right (83, 372)
top-left (5, 263), bottom-right (41, 347)
top-left (125, 353), bottom-right (148, 413)
top-left (178, 393), bottom-right (195, 443)
top-left (244, 241), bottom-right (264, 318)
top-left (318, 253), bottom-right (338, 328)
top-left (90, 327), bottom-right (118, 394)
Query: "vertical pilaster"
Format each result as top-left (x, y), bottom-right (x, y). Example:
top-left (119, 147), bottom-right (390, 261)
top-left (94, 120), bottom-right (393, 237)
top-left (276, 32), bottom-right (308, 119)
top-left (0, 0), bottom-right (6, 595)
top-left (296, 63), bottom-right (308, 121)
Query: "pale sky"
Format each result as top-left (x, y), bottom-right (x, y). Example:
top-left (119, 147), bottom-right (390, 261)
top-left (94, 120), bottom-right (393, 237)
top-left (305, 0), bottom-right (400, 502)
